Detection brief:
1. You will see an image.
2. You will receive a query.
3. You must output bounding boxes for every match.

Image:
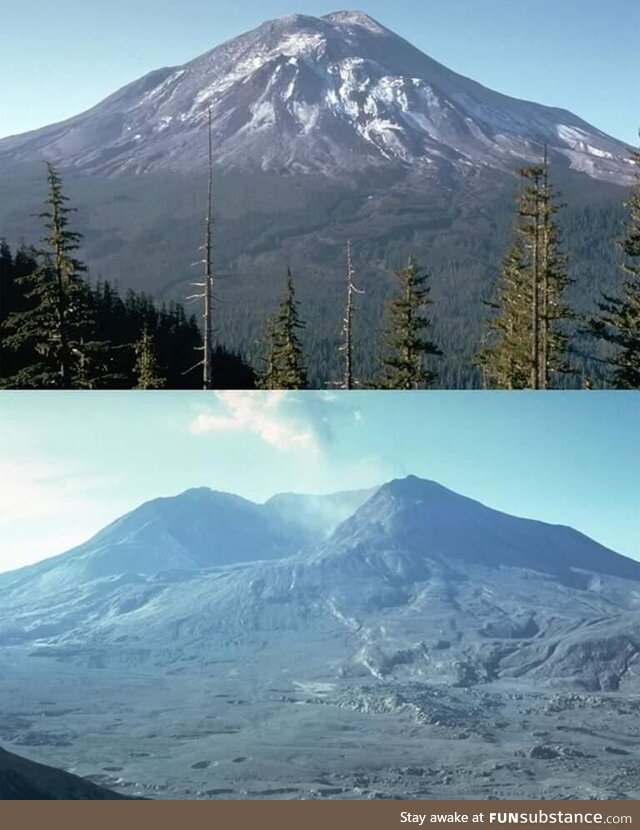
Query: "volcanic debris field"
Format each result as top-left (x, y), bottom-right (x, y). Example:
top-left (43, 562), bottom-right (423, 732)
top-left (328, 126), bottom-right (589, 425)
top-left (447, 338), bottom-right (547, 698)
top-left (1, 479), bottom-right (639, 799)
top-left (2, 655), bottom-right (640, 800)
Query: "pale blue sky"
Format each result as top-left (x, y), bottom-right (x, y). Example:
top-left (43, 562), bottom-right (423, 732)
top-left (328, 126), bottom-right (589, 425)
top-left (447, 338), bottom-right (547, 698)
top-left (0, 391), bottom-right (637, 574)
top-left (0, 1), bottom-right (638, 143)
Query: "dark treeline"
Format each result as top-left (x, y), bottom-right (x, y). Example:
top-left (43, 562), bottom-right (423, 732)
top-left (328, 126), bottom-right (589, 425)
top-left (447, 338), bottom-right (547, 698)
top-left (0, 242), bottom-right (256, 389)
top-left (0, 166), bottom-right (255, 389)
top-left (1, 147), bottom-right (639, 390)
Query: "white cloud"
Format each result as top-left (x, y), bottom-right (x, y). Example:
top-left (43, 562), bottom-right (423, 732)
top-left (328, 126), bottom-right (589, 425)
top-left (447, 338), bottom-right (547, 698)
top-left (0, 458), bottom-right (117, 573)
top-left (190, 391), bottom-right (323, 453)
top-left (0, 459), bottom-right (91, 521)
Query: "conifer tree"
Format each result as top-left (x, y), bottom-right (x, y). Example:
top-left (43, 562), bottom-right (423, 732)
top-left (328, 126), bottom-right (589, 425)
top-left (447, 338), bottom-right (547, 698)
top-left (587, 146), bottom-right (640, 388)
top-left (476, 241), bottom-right (532, 389)
top-left (0, 239), bottom-right (12, 293)
top-left (477, 152), bottom-right (571, 389)
top-left (261, 313), bottom-right (279, 389)
top-left (133, 327), bottom-right (166, 389)
top-left (377, 255), bottom-right (440, 389)
top-left (0, 239), bottom-right (14, 378)
top-left (260, 268), bottom-right (308, 389)
top-left (0, 244), bottom-right (39, 386)
top-left (2, 164), bottom-right (99, 388)
top-left (209, 345), bottom-right (256, 389)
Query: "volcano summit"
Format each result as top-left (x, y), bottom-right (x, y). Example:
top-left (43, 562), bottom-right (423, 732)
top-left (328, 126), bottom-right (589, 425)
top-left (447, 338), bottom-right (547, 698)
top-left (0, 11), bottom-right (630, 182)
top-left (0, 11), bottom-right (634, 389)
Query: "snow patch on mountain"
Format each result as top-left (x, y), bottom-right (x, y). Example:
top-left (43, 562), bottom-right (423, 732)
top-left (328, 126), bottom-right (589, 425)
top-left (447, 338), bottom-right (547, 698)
top-left (0, 11), bottom-right (631, 182)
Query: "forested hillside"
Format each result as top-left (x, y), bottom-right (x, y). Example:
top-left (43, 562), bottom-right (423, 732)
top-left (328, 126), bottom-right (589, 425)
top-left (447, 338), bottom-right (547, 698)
top-left (0, 158), bottom-right (637, 389)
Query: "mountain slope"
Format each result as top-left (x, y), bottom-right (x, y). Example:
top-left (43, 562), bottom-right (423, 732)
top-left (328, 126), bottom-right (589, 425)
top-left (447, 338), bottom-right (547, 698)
top-left (1, 477), bottom-right (639, 691)
top-left (0, 12), bottom-right (632, 389)
top-left (0, 747), bottom-right (131, 800)
top-left (0, 488), bottom-right (306, 592)
top-left (1, 477), bottom-right (639, 800)
top-left (0, 486), bottom-right (376, 590)
top-left (308, 476), bottom-right (640, 582)
top-left (0, 12), bottom-right (631, 183)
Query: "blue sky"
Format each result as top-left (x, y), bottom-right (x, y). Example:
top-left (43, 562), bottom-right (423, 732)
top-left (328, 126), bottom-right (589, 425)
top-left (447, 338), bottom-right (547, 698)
top-left (0, 391), bottom-right (637, 574)
top-left (0, 1), bottom-right (638, 143)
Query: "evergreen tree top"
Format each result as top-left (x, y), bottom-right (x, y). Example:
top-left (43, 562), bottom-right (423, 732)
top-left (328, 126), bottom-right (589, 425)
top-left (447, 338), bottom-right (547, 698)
top-left (259, 267), bottom-right (308, 389)
top-left (377, 255), bottom-right (440, 390)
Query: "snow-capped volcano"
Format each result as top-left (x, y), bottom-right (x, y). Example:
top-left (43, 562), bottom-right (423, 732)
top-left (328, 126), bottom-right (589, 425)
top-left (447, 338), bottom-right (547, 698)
top-left (0, 11), bottom-right (631, 182)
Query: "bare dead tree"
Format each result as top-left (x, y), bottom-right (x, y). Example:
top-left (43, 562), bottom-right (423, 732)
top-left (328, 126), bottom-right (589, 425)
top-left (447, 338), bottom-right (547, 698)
top-left (339, 240), bottom-right (364, 389)
top-left (203, 107), bottom-right (214, 390)
top-left (186, 108), bottom-right (215, 388)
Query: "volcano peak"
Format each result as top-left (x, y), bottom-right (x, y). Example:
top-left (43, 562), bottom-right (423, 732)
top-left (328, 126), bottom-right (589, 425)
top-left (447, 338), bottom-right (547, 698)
top-left (0, 10), bottom-right (629, 181)
top-left (321, 10), bottom-right (388, 32)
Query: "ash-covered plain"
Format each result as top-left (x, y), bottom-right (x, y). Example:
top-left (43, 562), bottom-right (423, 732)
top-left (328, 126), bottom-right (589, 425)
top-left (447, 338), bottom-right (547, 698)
top-left (1, 477), bottom-right (639, 800)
